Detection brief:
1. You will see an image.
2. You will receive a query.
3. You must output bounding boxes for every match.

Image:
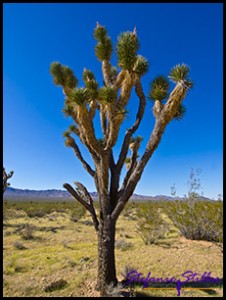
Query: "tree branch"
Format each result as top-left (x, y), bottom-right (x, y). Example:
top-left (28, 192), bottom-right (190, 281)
top-left (116, 79), bottom-right (146, 172)
top-left (89, 100), bottom-right (97, 121)
top-left (63, 183), bottom-right (99, 232)
top-left (118, 149), bottom-right (138, 196)
top-left (113, 70), bottom-right (126, 91)
top-left (100, 105), bottom-right (107, 136)
top-left (77, 105), bottom-right (102, 157)
top-left (112, 82), bottom-right (188, 220)
top-left (110, 79), bottom-right (146, 201)
top-left (66, 136), bottom-right (95, 177)
top-left (117, 71), bottom-right (133, 107)
top-left (162, 81), bottom-right (187, 123)
top-left (78, 130), bottom-right (100, 165)
top-left (102, 59), bottom-right (113, 87)
top-left (110, 79), bottom-right (146, 203)
top-left (63, 183), bottom-right (91, 211)
top-left (103, 72), bottom-right (134, 151)
top-left (74, 181), bottom-right (99, 232)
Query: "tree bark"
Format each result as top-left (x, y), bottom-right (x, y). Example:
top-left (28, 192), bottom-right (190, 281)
top-left (96, 215), bottom-right (118, 296)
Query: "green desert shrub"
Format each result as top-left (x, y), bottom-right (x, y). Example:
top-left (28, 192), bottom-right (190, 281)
top-left (70, 205), bottom-right (86, 222)
top-left (19, 224), bottom-right (35, 240)
top-left (122, 202), bottom-right (138, 220)
top-left (136, 203), bottom-right (170, 245)
top-left (115, 239), bottom-right (133, 251)
top-left (26, 209), bottom-right (47, 218)
top-left (165, 198), bottom-right (223, 243)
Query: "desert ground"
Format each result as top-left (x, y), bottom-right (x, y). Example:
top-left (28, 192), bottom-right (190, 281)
top-left (3, 200), bottom-right (223, 297)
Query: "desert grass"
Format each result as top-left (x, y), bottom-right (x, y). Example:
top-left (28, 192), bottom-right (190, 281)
top-left (3, 200), bottom-right (223, 297)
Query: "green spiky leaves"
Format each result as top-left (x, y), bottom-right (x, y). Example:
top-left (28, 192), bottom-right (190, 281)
top-left (129, 136), bottom-right (143, 152)
top-left (82, 68), bottom-right (99, 99)
top-left (63, 131), bottom-right (71, 138)
top-left (149, 76), bottom-right (170, 101)
top-left (169, 64), bottom-right (193, 88)
top-left (68, 124), bottom-right (79, 135)
top-left (133, 55), bottom-right (149, 77)
top-left (116, 31), bottom-right (139, 71)
top-left (62, 105), bottom-right (74, 117)
top-left (125, 157), bottom-right (131, 164)
top-left (174, 103), bottom-right (187, 121)
top-left (50, 62), bottom-right (78, 88)
top-left (130, 136), bottom-right (143, 144)
top-left (98, 86), bottom-right (117, 104)
top-left (82, 68), bottom-right (95, 82)
top-left (69, 88), bottom-right (90, 106)
top-left (109, 66), bottom-right (118, 82)
top-left (94, 23), bottom-right (113, 61)
top-left (94, 22), bottom-right (108, 42)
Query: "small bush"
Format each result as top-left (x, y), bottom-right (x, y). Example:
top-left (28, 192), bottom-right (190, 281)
top-left (43, 279), bottom-right (68, 292)
top-left (13, 241), bottom-right (27, 250)
top-left (165, 169), bottom-right (223, 243)
top-left (165, 198), bottom-right (223, 243)
top-left (136, 205), bottom-right (170, 245)
top-left (121, 265), bottom-right (136, 280)
top-left (122, 202), bottom-right (138, 220)
top-left (4, 231), bottom-right (13, 236)
top-left (115, 239), bottom-right (132, 251)
top-left (26, 210), bottom-right (46, 218)
top-left (70, 205), bottom-right (86, 222)
top-left (70, 213), bottom-right (78, 222)
top-left (19, 224), bottom-right (35, 240)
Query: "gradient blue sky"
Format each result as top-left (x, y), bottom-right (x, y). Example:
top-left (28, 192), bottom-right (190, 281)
top-left (3, 3), bottom-right (223, 199)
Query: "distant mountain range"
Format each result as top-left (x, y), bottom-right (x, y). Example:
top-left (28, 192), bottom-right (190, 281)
top-left (3, 187), bottom-right (214, 202)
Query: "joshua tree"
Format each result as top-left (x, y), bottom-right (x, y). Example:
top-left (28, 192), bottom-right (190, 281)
top-left (3, 167), bottom-right (14, 194)
top-left (50, 23), bottom-right (193, 296)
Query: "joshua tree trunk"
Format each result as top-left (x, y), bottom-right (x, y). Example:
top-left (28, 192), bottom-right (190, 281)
top-left (96, 215), bottom-right (117, 296)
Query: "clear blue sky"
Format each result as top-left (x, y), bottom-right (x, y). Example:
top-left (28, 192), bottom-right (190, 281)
top-left (3, 3), bottom-right (223, 199)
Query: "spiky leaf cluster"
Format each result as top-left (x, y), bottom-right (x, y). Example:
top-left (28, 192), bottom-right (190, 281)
top-left (85, 80), bottom-right (99, 91)
top-left (69, 88), bottom-right (90, 106)
top-left (87, 82), bottom-right (99, 100)
top-left (130, 136), bottom-right (143, 144)
top-left (174, 103), bottom-right (187, 121)
top-left (116, 31), bottom-right (139, 71)
top-left (169, 64), bottom-right (193, 88)
top-left (149, 76), bottom-right (170, 101)
top-left (82, 69), bottom-right (99, 99)
top-left (62, 105), bottom-right (74, 117)
top-left (94, 24), bottom-right (112, 61)
top-left (116, 107), bottom-right (129, 117)
top-left (94, 23), bottom-right (108, 42)
top-left (98, 87), bottom-right (117, 104)
top-left (63, 131), bottom-right (71, 138)
top-left (109, 66), bottom-right (118, 82)
top-left (125, 157), bottom-right (131, 164)
top-left (50, 62), bottom-right (78, 88)
top-left (64, 136), bottom-right (74, 147)
top-left (133, 55), bottom-right (149, 76)
top-left (82, 69), bottom-right (95, 82)
top-left (68, 124), bottom-right (79, 135)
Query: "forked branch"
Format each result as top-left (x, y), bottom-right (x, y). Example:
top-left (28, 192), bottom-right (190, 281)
top-left (63, 183), bottom-right (99, 232)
